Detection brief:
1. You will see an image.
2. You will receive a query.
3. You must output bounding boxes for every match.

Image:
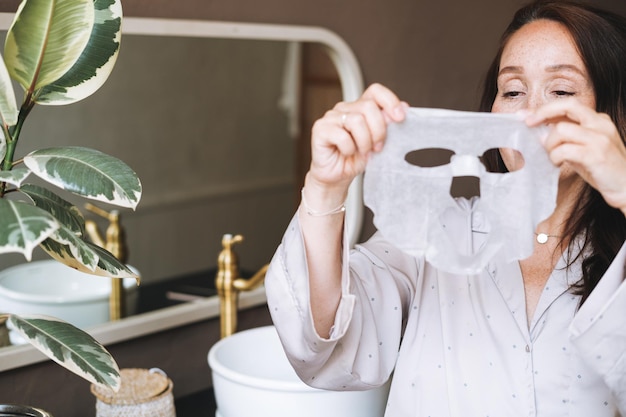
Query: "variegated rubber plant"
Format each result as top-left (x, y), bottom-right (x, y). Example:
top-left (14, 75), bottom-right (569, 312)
top-left (0, 0), bottom-right (143, 391)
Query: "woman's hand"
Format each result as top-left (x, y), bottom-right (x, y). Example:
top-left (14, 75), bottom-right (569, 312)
top-left (299, 84), bottom-right (406, 337)
top-left (306, 83), bottom-right (407, 196)
top-left (526, 99), bottom-right (626, 215)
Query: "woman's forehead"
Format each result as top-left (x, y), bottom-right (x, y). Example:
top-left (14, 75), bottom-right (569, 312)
top-left (500, 19), bottom-right (585, 71)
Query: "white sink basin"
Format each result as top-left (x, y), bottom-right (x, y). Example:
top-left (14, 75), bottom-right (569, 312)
top-left (0, 260), bottom-right (139, 330)
top-left (208, 325), bottom-right (391, 417)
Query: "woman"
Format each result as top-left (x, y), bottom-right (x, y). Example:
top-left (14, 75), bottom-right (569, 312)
top-left (265, 1), bottom-right (626, 415)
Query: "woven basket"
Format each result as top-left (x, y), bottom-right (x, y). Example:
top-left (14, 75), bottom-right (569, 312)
top-left (91, 368), bottom-right (176, 417)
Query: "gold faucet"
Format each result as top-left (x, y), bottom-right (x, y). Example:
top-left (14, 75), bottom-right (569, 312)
top-left (84, 203), bottom-right (127, 322)
top-left (215, 234), bottom-right (268, 338)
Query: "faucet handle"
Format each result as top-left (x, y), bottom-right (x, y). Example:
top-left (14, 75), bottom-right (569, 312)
top-left (85, 202), bottom-right (119, 221)
top-left (221, 234), bottom-right (243, 250)
top-left (84, 202), bottom-right (126, 262)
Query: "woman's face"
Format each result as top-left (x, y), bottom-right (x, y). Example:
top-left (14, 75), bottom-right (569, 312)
top-left (491, 19), bottom-right (596, 173)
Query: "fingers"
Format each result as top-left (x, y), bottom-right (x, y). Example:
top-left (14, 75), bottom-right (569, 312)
top-left (311, 111), bottom-right (357, 156)
top-left (525, 99), bottom-right (598, 127)
top-left (524, 99), bottom-right (620, 160)
top-left (524, 99), bottom-right (626, 213)
top-left (341, 111), bottom-right (377, 154)
top-left (337, 104), bottom-right (385, 154)
top-left (542, 123), bottom-right (605, 167)
top-left (314, 83), bottom-right (407, 157)
top-left (361, 83), bottom-right (407, 123)
top-left (307, 83), bottom-right (408, 188)
top-left (339, 84), bottom-right (408, 152)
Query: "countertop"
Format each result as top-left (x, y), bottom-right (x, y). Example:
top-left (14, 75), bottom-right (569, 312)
top-left (175, 388), bottom-right (217, 417)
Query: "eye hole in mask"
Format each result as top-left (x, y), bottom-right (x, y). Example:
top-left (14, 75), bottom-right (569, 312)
top-left (404, 147), bottom-right (525, 200)
top-left (479, 148), bottom-right (525, 173)
top-left (404, 148), bottom-right (455, 168)
top-left (404, 147), bottom-right (525, 172)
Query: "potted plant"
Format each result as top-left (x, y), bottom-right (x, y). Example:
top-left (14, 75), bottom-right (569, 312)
top-left (0, 0), bottom-right (141, 397)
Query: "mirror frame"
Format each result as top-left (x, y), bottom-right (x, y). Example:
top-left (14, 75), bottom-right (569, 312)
top-left (0, 14), bottom-right (364, 371)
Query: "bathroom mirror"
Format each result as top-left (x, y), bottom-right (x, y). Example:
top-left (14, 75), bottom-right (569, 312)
top-left (0, 14), bottom-right (364, 370)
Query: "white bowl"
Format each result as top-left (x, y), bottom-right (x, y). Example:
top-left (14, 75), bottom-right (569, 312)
top-left (208, 325), bottom-right (391, 417)
top-left (0, 260), bottom-right (139, 329)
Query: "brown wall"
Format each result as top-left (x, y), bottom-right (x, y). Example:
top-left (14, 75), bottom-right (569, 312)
top-left (3, 0), bottom-right (625, 110)
top-left (113, 0), bottom-right (626, 109)
top-left (118, 0), bottom-right (512, 110)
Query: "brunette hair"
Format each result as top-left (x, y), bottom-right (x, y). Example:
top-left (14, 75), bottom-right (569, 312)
top-left (479, 0), bottom-right (626, 304)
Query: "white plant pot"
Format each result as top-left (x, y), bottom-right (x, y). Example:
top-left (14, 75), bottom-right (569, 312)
top-left (0, 260), bottom-right (139, 331)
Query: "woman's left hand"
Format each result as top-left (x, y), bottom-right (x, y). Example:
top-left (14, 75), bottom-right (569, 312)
top-left (526, 99), bottom-right (626, 216)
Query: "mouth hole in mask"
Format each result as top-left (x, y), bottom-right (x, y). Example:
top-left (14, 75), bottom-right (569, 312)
top-left (479, 148), bottom-right (525, 173)
top-left (405, 148), bottom-right (455, 167)
top-left (450, 176), bottom-right (480, 200)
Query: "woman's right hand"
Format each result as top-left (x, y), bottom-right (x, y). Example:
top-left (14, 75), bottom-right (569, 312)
top-left (306, 83), bottom-right (407, 195)
top-left (300, 84), bottom-right (406, 338)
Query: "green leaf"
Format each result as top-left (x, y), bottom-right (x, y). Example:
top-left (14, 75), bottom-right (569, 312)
top-left (23, 146), bottom-right (142, 209)
top-left (42, 236), bottom-right (138, 279)
top-left (4, 0), bottom-right (94, 92)
top-left (40, 226), bottom-right (100, 272)
top-left (7, 314), bottom-right (120, 391)
top-left (0, 199), bottom-right (59, 260)
top-left (0, 53), bottom-right (17, 126)
top-left (37, 0), bottom-right (123, 105)
top-left (0, 166), bottom-right (31, 187)
top-left (90, 242), bottom-right (139, 279)
top-left (20, 183), bottom-right (85, 235)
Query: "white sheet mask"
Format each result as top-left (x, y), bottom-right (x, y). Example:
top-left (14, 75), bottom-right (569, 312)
top-left (364, 108), bottom-right (560, 274)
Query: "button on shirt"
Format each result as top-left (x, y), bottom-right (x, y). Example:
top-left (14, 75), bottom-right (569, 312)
top-left (265, 214), bottom-right (626, 417)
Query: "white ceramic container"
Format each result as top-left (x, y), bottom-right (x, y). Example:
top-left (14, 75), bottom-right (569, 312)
top-left (0, 260), bottom-right (139, 330)
top-left (208, 325), bottom-right (391, 417)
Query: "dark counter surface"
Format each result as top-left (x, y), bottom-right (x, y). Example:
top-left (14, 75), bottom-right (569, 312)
top-left (175, 388), bottom-right (217, 417)
top-left (135, 267), bottom-right (254, 314)
top-left (135, 269), bottom-right (218, 314)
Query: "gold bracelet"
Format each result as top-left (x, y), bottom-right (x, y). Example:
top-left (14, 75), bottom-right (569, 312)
top-left (300, 188), bottom-right (346, 216)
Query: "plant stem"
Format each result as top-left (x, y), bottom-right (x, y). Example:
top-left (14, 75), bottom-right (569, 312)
top-left (2, 94), bottom-right (35, 170)
top-left (0, 93), bottom-right (35, 197)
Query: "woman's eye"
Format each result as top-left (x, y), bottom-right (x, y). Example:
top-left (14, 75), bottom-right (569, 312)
top-left (502, 91), bottom-right (523, 98)
top-left (553, 90), bottom-right (575, 97)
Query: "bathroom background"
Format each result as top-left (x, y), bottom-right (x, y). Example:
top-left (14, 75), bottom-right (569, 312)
top-left (0, 0), bottom-right (625, 284)
top-left (0, 0), bottom-right (625, 415)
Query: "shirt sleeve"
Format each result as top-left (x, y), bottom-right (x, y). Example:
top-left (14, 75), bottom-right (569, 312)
top-left (570, 241), bottom-right (626, 412)
top-left (265, 212), bottom-right (417, 391)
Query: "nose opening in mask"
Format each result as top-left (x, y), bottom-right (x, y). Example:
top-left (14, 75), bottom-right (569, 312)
top-left (450, 176), bottom-right (481, 200)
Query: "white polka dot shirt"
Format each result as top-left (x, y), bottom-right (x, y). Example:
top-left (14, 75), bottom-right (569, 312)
top-left (266, 214), bottom-right (626, 416)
